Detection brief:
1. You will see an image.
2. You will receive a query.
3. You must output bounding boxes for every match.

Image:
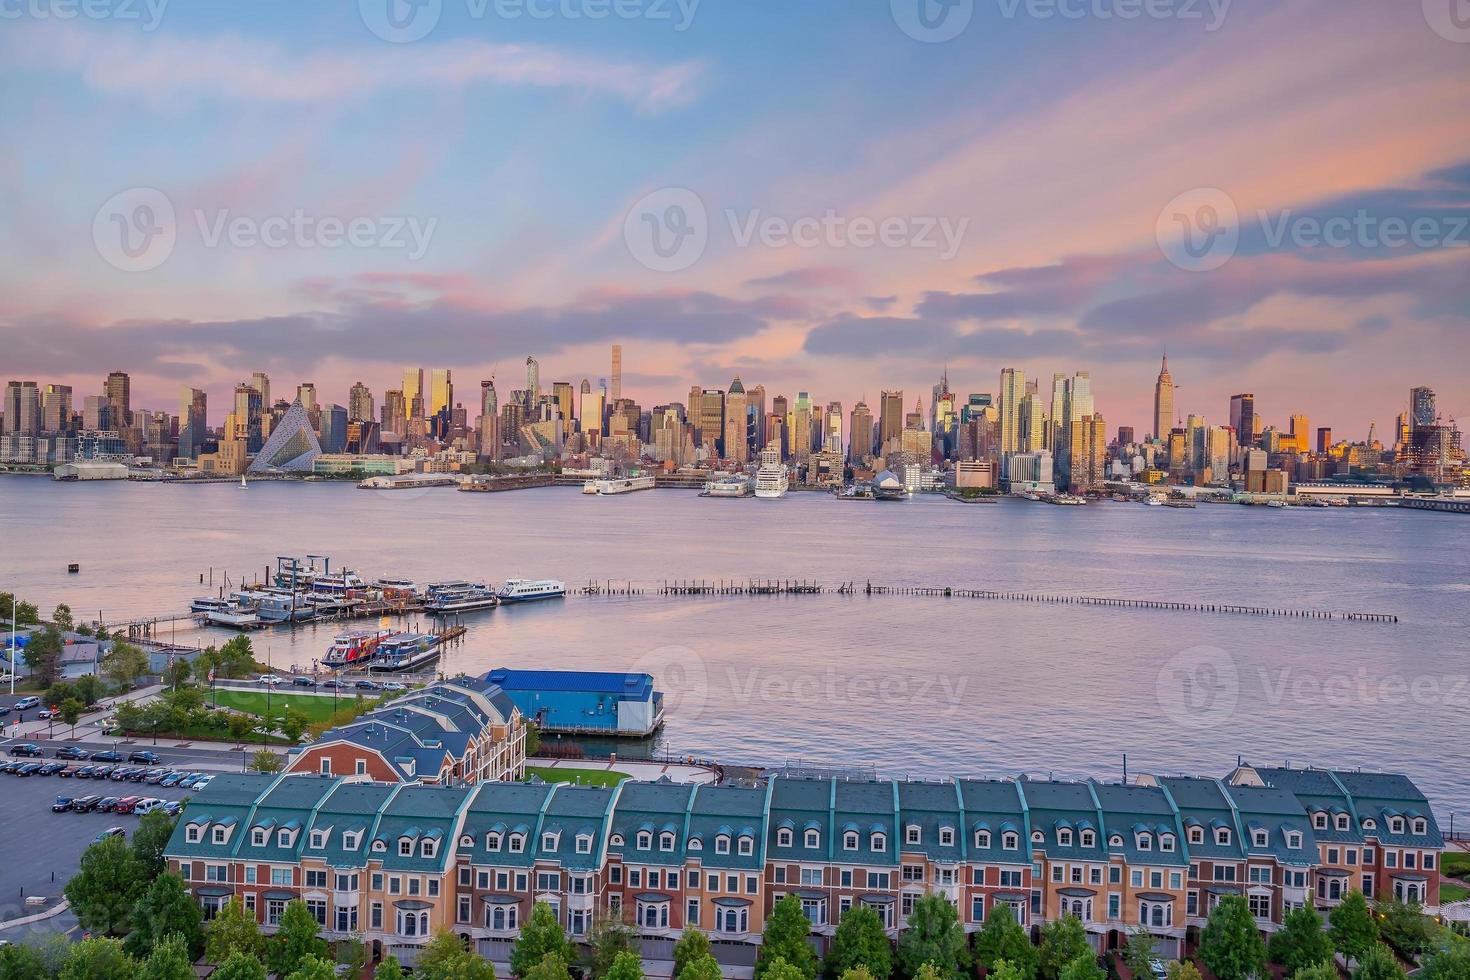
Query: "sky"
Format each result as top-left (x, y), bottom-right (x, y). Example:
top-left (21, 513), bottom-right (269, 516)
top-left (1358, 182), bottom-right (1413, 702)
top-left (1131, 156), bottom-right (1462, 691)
top-left (2, 0), bottom-right (1468, 437)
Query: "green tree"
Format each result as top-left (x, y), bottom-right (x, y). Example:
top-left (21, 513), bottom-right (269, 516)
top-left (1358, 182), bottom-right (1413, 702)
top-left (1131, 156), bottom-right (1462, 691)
top-left (1373, 900), bottom-right (1437, 957)
top-left (1199, 895), bottom-right (1268, 980)
top-left (895, 894), bottom-right (968, 980)
top-left (59, 697), bottom-right (85, 736)
top-left (673, 924), bottom-right (714, 978)
top-left (280, 707), bottom-right (309, 743)
top-left (1269, 904), bottom-right (1335, 975)
top-left (974, 903), bottom-right (1037, 980)
top-left (756, 895), bottom-right (819, 980)
top-left (269, 899), bottom-right (328, 977)
top-left (603, 949), bottom-right (644, 980)
top-left (114, 700), bottom-right (146, 735)
top-left (1121, 929), bottom-right (1158, 979)
top-left (126, 873), bottom-right (204, 960)
top-left (74, 673), bottom-right (103, 705)
top-left (1165, 964), bottom-right (1203, 980)
top-left (132, 808), bottom-right (179, 879)
top-left (284, 955), bottom-right (338, 980)
top-left (376, 956), bottom-right (406, 980)
top-left (1419, 939), bottom-right (1470, 980)
top-left (837, 969), bottom-right (877, 980)
top-left (825, 903), bottom-right (892, 980)
top-left (251, 748), bottom-right (283, 772)
top-left (525, 721), bottom-right (542, 756)
top-left (53, 603), bottom-right (74, 631)
top-left (587, 910), bottom-right (641, 979)
top-left (0, 942), bottom-right (48, 980)
top-left (218, 635), bottom-right (256, 677)
top-left (227, 712), bottom-right (255, 741)
top-left (139, 933), bottom-right (195, 980)
top-left (210, 951), bottom-right (269, 980)
top-left (1331, 891), bottom-right (1380, 962)
top-left (162, 657), bottom-right (192, 690)
top-left (680, 954), bottom-right (724, 980)
top-left (762, 958), bottom-right (812, 980)
top-left (511, 902), bottom-right (574, 977)
top-left (335, 934), bottom-right (369, 978)
top-left (988, 962), bottom-right (1032, 980)
top-left (206, 897), bottom-right (266, 964)
top-left (58, 936), bottom-right (134, 980)
top-left (1057, 954), bottom-right (1105, 980)
top-left (1352, 945), bottom-right (1407, 980)
top-left (64, 834), bottom-right (146, 935)
top-left (1037, 915), bottom-right (1091, 980)
top-left (101, 639), bottom-right (150, 689)
top-left (416, 931), bottom-right (496, 980)
top-left (1289, 963), bottom-right (1338, 980)
top-left (22, 624), bottom-right (63, 687)
top-left (0, 593), bottom-right (40, 626)
top-left (522, 952), bottom-right (573, 980)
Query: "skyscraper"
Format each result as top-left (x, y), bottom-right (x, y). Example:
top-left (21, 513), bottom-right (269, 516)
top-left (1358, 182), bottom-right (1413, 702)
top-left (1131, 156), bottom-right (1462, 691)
top-left (525, 357), bottom-right (540, 405)
top-left (1152, 354), bottom-right (1174, 441)
top-left (382, 390), bottom-right (405, 435)
top-left (3, 381), bottom-right (40, 435)
top-left (105, 371), bottom-right (131, 429)
top-left (878, 390), bottom-right (904, 456)
top-left (402, 368), bottom-right (424, 422)
top-left (178, 386), bottom-right (207, 458)
top-left (430, 369), bottom-right (453, 419)
top-left (479, 380), bottom-right (499, 460)
top-left (250, 372), bottom-right (271, 414)
top-left (724, 378), bottom-right (748, 463)
top-left (552, 382), bottom-right (575, 439)
top-left (849, 400), bottom-right (873, 464)
top-left (42, 384), bottom-right (72, 433)
top-left (348, 382), bottom-right (374, 423)
top-left (1410, 386), bottom-right (1436, 429)
top-left (611, 345), bottom-right (622, 404)
top-left (998, 368), bottom-right (1025, 456)
top-left (579, 379), bottom-right (604, 439)
top-left (1316, 427), bottom-right (1332, 454)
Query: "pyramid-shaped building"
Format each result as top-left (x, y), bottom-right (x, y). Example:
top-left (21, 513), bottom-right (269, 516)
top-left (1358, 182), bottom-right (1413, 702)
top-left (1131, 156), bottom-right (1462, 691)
top-left (247, 397), bottom-right (322, 473)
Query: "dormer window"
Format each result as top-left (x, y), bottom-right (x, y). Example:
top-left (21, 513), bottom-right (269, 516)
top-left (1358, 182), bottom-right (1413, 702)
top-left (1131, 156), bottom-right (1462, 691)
top-left (906, 825), bottom-right (921, 845)
top-left (486, 832), bottom-right (502, 851)
top-left (1286, 832), bottom-right (1302, 849)
top-left (738, 836), bottom-right (754, 856)
top-left (870, 832), bottom-right (886, 852)
top-left (543, 832), bottom-right (560, 852)
top-left (804, 829), bottom-right (820, 849)
top-left (1032, 831), bottom-right (1045, 844)
top-left (1058, 829), bottom-right (1073, 847)
top-left (1001, 832), bottom-right (1019, 851)
top-left (1080, 830), bottom-right (1095, 848)
top-left (311, 830), bottom-right (328, 849)
top-left (399, 838), bottom-right (414, 857)
top-left (509, 834), bottom-right (526, 854)
top-left (1189, 828), bottom-right (1204, 845)
top-left (252, 829), bottom-right (267, 847)
top-left (213, 826), bottom-right (230, 845)
top-left (1314, 813), bottom-right (1329, 830)
top-left (660, 832), bottom-right (676, 852)
top-left (777, 828), bottom-right (793, 848)
top-left (939, 827), bottom-right (954, 847)
top-left (714, 835), bottom-right (731, 855)
top-left (421, 838), bottom-right (437, 858)
top-left (459, 834), bottom-right (474, 848)
top-left (372, 840), bottom-right (386, 853)
top-left (1109, 834), bottom-right (1124, 848)
top-left (278, 829), bottom-right (293, 848)
top-left (1160, 834), bottom-right (1176, 852)
top-left (1215, 829), bottom-right (1231, 846)
top-left (1136, 833), bottom-right (1152, 851)
top-left (1412, 818), bottom-right (1427, 835)
top-left (186, 825), bottom-right (203, 843)
top-left (636, 831), bottom-right (652, 851)
top-left (576, 834), bottom-right (593, 855)
top-left (344, 831), bottom-right (361, 851)
top-left (1252, 831), bottom-right (1268, 848)
top-left (688, 837), bottom-right (703, 851)
top-left (1336, 815), bottom-right (1350, 832)
top-left (843, 832), bottom-right (859, 851)
top-left (975, 830), bottom-right (992, 848)
top-left (1362, 819), bottom-right (1377, 831)
top-left (609, 833), bottom-right (624, 847)
top-left (1389, 817), bottom-right (1404, 834)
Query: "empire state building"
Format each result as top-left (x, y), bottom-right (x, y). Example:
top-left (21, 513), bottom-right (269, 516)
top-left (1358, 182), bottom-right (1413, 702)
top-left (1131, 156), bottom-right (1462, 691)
top-left (1153, 355), bottom-right (1175, 441)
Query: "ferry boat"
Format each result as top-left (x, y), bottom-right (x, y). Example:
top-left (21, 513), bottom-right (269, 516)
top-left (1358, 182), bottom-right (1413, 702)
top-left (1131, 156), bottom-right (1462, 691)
top-left (423, 581), bottom-right (500, 615)
top-left (195, 599), bottom-right (260, 629)
top-left (592, 475), bottom-right (656, 495)
top-left (702, 474), bottom-right (752, 497)
top-left (369, 632), bottom-right (443, 672)
top-left (582, 479), bottom-right (600, 494)
top-left (233, 589), bottom-right (318, 623)
top-left (191, 596), bottom-right (234, 614)
top-left (373, 575), bottom-right (418, 596)
top-left (322, 627), bottom-right (395, 668)
top-left (496, 579), bottom-right (567, 603)
top-left (309, 569), bottom-right (369, 594)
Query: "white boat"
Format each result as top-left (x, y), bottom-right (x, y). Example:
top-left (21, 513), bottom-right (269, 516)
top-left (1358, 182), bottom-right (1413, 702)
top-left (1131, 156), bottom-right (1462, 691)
top-left (754, 449), bottom-right (789, 499)
top-left (204, 605), bottom-right (261, 629)
top-left (309, 570), bottom-right (368, 594)
top-left (1266, 499), bottom-right (1288, 508)
top-left (582, 480), bottom-right (600, 494)
top-left (497, 579), bottom-right (567, 603)
top-left (1145, 496), bottom-right (1164, 506)
top-left (191, 596), bottom-right (234, 614)
top-left (373, 575), bottom-right (418, 596)
top-left (239, 475), bottom-right (247, 490)
top-left (322, 627), bottom-right (395, 668)
top-left (233, 588), bottom-right (317, 623)
top-left (702, 474), bottom-right (752, 497)
top-left (423, 581), bottom-right (500, 614)
top-left (369, 632), bottom-right (443, 672)
top-left (592, 475), bottom-right (656, 495)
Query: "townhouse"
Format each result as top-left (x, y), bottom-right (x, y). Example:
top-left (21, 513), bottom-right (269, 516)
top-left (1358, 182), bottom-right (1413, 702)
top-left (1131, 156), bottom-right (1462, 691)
top-left (165, 765), bottom-right (1445, 967)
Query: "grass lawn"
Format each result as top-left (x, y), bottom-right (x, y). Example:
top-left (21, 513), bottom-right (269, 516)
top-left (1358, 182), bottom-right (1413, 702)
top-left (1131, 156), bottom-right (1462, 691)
top-left (1441, 850), bottom-right (1470, 878)
top-left (212, 689), bottom-right (346, 724)
top-left (1441, 881), bottom-right (1469, 904)
top-left (525, 766), bottom-right (630, 787)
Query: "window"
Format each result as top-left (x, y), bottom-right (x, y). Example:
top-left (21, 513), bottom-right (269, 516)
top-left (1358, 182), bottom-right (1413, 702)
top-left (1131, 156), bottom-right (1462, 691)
top-left (538, 871), bottom-right (561, 892)
top-left (1080, 830), bottom-right (1095, 848)
top-left (738, 836), bottom-right (754, 856)
top-left (206, 864), bottom-right (228, 883)
top-left (844, 832), bottom-right (859, 851)
top-left (1160, 834), bottom-right (1176, 852)
top-left (777, 828), bottom-right (793, 847)
top-left (252, 830), bottom-right (267, 847)
top-left (509, 834), bottom-right (526, 854)
top-left (305, 870), bottom-right (328, 889)
top-left (370, 902), bottom-right (383, 930)
top-left (371, 873), bottom-right (383, 890)
top-left (688, 837), bottom-right (703, 851)
top-left (266, 899), bottom-right (287, 926)
top-left (576, 834), bottom-right (593, 854)
top-left (687, 899), bottom-right (700, 925)
top-left (1032, 831), bottom-right (1045, 844)
top-left (1413, 818), bottom-right (1427, 835)
top-left (975, 830), bottom-right (991, 848)
top-left (343, 831), bottom-right (361, 851)
top-left (906, 825), bottom-right (921, 845)
top-left (458, 896), bottom-right (471, 923)
top-left (939, 827), bottom-right (954, 846)
top-left (336, 906), bottom-right (358, 933)
top-left (1058, 829), bottom-right (1073, 846)
top-left (971, 895), bottom-right (985, 922)
top-left (310, 830), bottom-right (328, 849)
top-left (421, 838), bottom-right (437, 859)
top-left (355, 758), bottom-right (367, 775)
top-left (428, 879), bottom-right (439, 897)
top-left (542, 832), bottom-right (560, 852)
top-left (637, 831), bottom-right (652, 850)
top-left (1249, 893), bottom-right (1271, 919)
top-left (870, 832), bottom-right (886, 852)
top-left (214, 827), bottom-right (230, 845)
top-left (1002, 832), bottom-right (1019, 850)
top-left (715, 835), bottom-right (731, 855)
top-left (389, 876), bottom-right (401, 895)
top-left (486, 832), bottom-right (502, 851)
top-left (902, 864), bottom-right (924, 883)
top-left (1215, 828), bottom-right (1231, 846)
top-left (245, 866), bottom-right (257, 884)
top-left (1286, 831), bottom-right (1303, 849)
top-left (801, 867), bottom-right (824, 886)
top-left (610, 865), bottom-right (622, 884)
top-left (1108, 894), bottom-right (1120, 919)
top-left (319, 758), bottom-right (332, 775)
top-left (271, 867), bottom-right (293, 886)
top-left (1109, 866), bottom-right (1121, 884)
top-left (1000, 869), bottom-right (1023, 888)
top-left (306, 899), bottom-right (327, 926)
top-left (1314, 813), bottom-right (1329, 830)
top-left (805, 828), bottom-right (821, 848)
top-left (1136, 833), bottom-right (1152, 851)
top-left (186, 825), bottom-right (202, 843)
top-left (1188, 827), bottom-right (1204, 845)
top-left (1253, 830), bottom-right (1268, 848)
top-left (399, 838), bottom-right (414, 857)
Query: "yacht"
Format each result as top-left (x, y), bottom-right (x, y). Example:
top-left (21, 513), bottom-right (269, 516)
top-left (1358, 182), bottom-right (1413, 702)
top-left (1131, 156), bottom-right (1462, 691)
top-left (191, 596), bottom-right (234, 614)
top-left (593, 475), bottom-right (656, 495)
top-left (233, 588), bottom-right (317, 623)
top-left (423, 581), bottom-right (500, 615)
top-left (309, 569), bottom-right (369, 594)
top-left (193, 597), bottom-right (260, 629)
top-left (369, 632), bottom-right (443, 672)
top-left (322, 627), bottom-right (395, 668)
top-left (497, 579), bottom-right (567, 603)
top-left (702, 473), bottom-right (752, 497)
top-left (373, 575), bottom-right (419, 598)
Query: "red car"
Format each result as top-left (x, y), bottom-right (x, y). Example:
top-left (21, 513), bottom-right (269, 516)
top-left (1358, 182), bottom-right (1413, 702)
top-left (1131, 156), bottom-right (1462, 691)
top-left (112, 796), bottom-right (142, 813)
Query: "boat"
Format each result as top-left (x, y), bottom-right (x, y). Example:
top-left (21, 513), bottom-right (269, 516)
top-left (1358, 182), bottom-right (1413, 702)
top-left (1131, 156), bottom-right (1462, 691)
top-left (369, 632), bottom-right (443, 672)
top-left (1162, 499), bottom-right (1197, 509)
top-left (496, 579), bottom-right (567, 603)
top-left (194, 597), bottom-right (260, 629)
top-left (322, 627), bottom-right (395, 668)
top-left (702, 474), bottom-right (752, 498)
top-left (309, 569), bottom-right (369, 594)
top-left (191, 596), bottom-right (234, 614)
top-left (582, 480), bottom-right (600, 495)
top-left (1145, 496), bottom-right (1164, 506)
top-left (239, 475), bottom-right (247, 490)
top-left (753, 461), bottom-right (789, 499)
top-left (592, 475), bottom-right (657, 495)
top-left (423, 581), bottom-right (500, 615)
top-left (306, 593), bottom-right (361, 616)
top-left (233, 589), bottom-right (318, 623)
top-left (373, 575), bottom-right (419, 597)
top-left (1044, 494), bottom-right (1088, 506)
top-left (1266, 499), bottom-right (1288, 508)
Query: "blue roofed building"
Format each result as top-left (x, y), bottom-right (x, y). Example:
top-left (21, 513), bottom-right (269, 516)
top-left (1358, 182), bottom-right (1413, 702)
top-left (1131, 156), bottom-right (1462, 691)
top-left (484, 667), bottom-right (663, 736)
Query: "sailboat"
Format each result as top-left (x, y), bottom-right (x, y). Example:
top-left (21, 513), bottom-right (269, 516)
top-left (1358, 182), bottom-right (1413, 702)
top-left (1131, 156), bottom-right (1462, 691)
top-left (239, 475), bottom-right (248, 490)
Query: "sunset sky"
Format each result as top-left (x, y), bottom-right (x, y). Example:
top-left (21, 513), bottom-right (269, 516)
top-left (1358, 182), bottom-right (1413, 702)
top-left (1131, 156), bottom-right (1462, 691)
top-left (3, 0), bottom-right (1468, 435)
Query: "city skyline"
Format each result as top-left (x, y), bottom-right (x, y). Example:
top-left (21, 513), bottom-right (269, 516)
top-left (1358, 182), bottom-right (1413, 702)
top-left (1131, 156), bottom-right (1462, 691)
top-left (2, 2), bottom-right (1468, 439)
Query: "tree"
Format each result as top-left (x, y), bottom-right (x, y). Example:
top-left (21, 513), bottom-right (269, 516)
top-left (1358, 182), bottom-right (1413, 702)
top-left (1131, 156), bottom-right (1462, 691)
top-left (22, 624), bottom-right (63, 687)
top-left (74, 672), bottom-right (103, 705)
top-left (523, 952), bottom-right (573, 980)
top-left (416, 931), bottom-right (496, 980)
top-left (988, 963), bottom-right (1032, 980)
top-left (895, 894), bottom-right (968, 980)
top-left (251, 748), bottom-right (283, 772)
top-left (1419, 939), bottom-right (1470, 980)
top-left (825, 903), bottom-right (892, 980)
top-left (132, 808), bottom-right (179, 879)
top-left (206, 897), bottom-right (266, 964)
top-left (587, 911), bottom-right (641, 979)
top-left (1037, 915), bottom-right (1091, 980)
top-left (58, 936), bottom-right (134, 980)
top-left (604, 950), bottom-right (644, 980)
top-left (1165, 964), bottom-right (1203, 980)
top-left (228, 712), bottom-right (255, 742)
top-left (1198, 895), bottom-right (1268, 980)
top-left (126, 873), bottom-right (204, 960)
top-left (210, 951), bottom-right (269, 980)
top-left (102, 639), bottom-right (150, 690)
top-left (1351, 944), bottom-right (1406, 980)
top-left (218, 635), bottom-right (256, 677)
top-left (1057, 954), bottom-right (1105, 980)
top-left (285, 956), bottom-right (339, 980)
top-left (525, 721), bottom-right (542, 756)
top-left (53, 603), bottom-right (74, 631)
top-left (335, 934), bottom-right (369, 978)
top-left (1122, 929), bottom-right (1158, 979)
top-left (64, 834), bottom-right (146, 935)
top-left (1289, 963), bottom-right (1338, 980)
top-left (512, 902), bottom-right (574, 977)
top-left (376, 957), bottom-right (406, 980)
top-left (1373, 900), bottom-right (1437, 957)
top-left (674, 924), bottom-right (714, 978)
top-left (1331, 891), bottom-right (1380, 962)
top-left (0, 942), bottom-right (48, 980)
top-left (0, 593), bottom-right (40, 626)
top-left (139, 933), bottom-right (195, 980)
top-left (756, 895), bottom-right (819, 980)
top-left (763, 958), bottom-right (812, 980)
top-left (270, 899), bottom-right (328, 977)
top-left (280, 707), bottom-right (309, 743)
top-left (59, 697), bottom-right (84, 736)
top-left (162, 657), bottom-right (192, 690)
top-left (1269, 905), bottom-right (1335, 975)
top-left (974, 903), bottom-right (1037, 980)
top-left (837, 970), bottom-right (877, 980)
top-left (680, 954), bottom-right (725, 980)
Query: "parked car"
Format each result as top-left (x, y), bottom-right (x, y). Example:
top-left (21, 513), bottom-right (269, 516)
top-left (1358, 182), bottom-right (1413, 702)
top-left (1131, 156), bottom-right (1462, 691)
top-left (128, 750), bottom-right (160, 765)
top-left (57, 765), bottom-right (80, 777)
top-left (92, 750), bottom-right (123, 763)
top-left (16, 762), bottom-right (43, 776)
top-left (320, 678), bottom-right (343, 689)
top-left (382, 682), bottom-right (407, 692)
top-left (292, 676), bottom-right (317, 688)
top-left (70, 795), bottom-right (102, 812)
top-left (113, 796), bottom-right (142, 813)
top-left (0, 761), bottom-right (20, 774)
top-left (109, 767), bottom-right (138, 781)
top-left (355, 679), bottom-right (381, 691)
top-left (159, 772), bottom-right (185, 787)
top-left (192, 774), bottom-right (214, 789)
top-left (0, 706), bottom-right (9, 717)
top-left (37, 708), bottom-right (53, 720)
top-left (8, 744), bottom-right (44, 758)
top-left (55, 746), bottom-right (90, 760)
top-left (177, 773), bottom-right (203, 788)
top-left (145, 769), bottom-right (172, 784)
top-left (39, 762), bottom-right (65, 775)
top-left (13, 696), bottom-right (40, 711)
top-left (52, 795), bottom-right (73, 812)
top-left (92, 827), bottom-right (126, 843)
top-left (258, 674), bottom-right (285, 685)
top-left (162, 801), bottom-right (183, 816)
top-left (133, 798), bottom-right (164, 815)
top-left (96, 796), bottom-right (120, 811)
